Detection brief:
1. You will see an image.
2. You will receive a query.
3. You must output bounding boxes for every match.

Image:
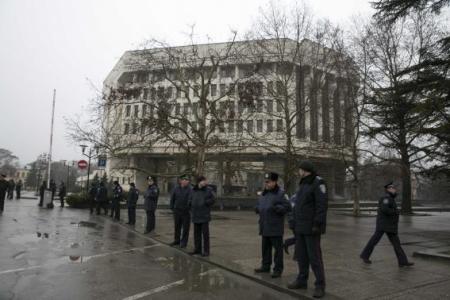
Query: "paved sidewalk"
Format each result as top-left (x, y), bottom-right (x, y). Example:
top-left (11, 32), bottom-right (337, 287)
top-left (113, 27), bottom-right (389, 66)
top-left (115, 208), bottom-right (450, 299)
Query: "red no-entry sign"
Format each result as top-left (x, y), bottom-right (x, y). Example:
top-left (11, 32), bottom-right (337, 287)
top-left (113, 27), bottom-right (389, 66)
top-left (78, 160), bottom-right (88, 170)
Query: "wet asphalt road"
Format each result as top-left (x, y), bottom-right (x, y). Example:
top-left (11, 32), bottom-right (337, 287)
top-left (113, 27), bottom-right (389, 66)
top-left (0, 199), bottom-right (296, 300)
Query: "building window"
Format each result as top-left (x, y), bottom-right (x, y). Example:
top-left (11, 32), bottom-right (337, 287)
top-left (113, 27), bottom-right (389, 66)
top-left (228, 120), bottom-right (234, 133)
top-left (150, 88), bottom-right (156, 100)
top-left (247, 120), bottom-right (254, 133)
top-left (125, 105), bottom-right (131, 117)
top-left (228, 101), bottom-right (235, 118)
top-left (134, 105), bottom-right (139, 117)
top-left (183, 103), bottom-right (189, 115)
top-left (175, 103), bottom-right (181, 115)
top-left (256, 100), bottom-right (263, 113)
top-left (237, 120), bottom-right (244, 133)
top-left (220, 66), bottom-right (235, 78)
top-left (218, 121), bottom-right (225, 133)
top-left (124, 123), bottom-right (129, 134)
top-left (257, 120), bottom-right (263, 133)
top-left (141, 123), bottom-right (146, 135)
top-left (220, 84), bottom-right (226, 97)
top-left (276, 119), bottom-right (283, 132)
top-left (132, 123), bottom-right (138, 134)
top-left (227, 83), bottom-right (235, 96)
top-left (157, 87), bottom-right (165, 99)
top-left (267, 120), bottom-right (273, 133)
top-left (277, 102), bottom-right (282, 112)
top-left (166, 87), bottom-right (173, 98)
top-left (267, 100), bottom-right (273, 113)
top-left (176, 87), bottom-right (181, 98)
top-left (211, 84), bottom-right (217, 97)
top-left (193, 102), bottom-right (198, 114)
top-left (276, 81), bottom-right (284, 96)
top-left (194, 85), bottom-right (200, 97)
top-left (143, 88), bottom-right (149, 99)
top-left (267, 81), bottom-right (274, 95)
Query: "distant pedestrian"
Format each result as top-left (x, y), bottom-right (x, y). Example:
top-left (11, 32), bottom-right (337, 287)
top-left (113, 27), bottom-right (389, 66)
top-left (88, 183), bottom-right (97, 214)
top-left (126, 182), bottom-right (139, 225)
top-left (169, 174), bottom-right (193, 248)
top-left (0, 174), bottom-right (8, 213)
top-left (49, 179), bottom-right (56, 202)
top-left (111, 181), bottom-right (123, 221)
top-left (254, 172), bottom-right (291, 278)
top-left (143, 176), bottom-right (159, 234)
top-left (7, 179), bottom-right (15, 200)
top-left (188, 175), bottom-right (215, 257)
top-left (15, 180), bottom-right (23, 200)
top-left (95, 182), bottom-right (108, 215)
top-left (360, 182), bottom-right (414, 267)
top-left (287, 160), bottom-right (328, 299)
top-left (58, 181), bottom-right (67, 207)
top-left (38, 181), bottom-right (46, 207)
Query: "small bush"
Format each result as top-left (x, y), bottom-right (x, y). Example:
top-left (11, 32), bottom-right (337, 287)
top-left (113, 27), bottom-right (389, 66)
top-left (66, 193), bottom-right (90, 208)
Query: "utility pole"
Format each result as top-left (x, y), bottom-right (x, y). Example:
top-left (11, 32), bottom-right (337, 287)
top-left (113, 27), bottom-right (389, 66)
top-left (47, 89), bottom-right (56, 189)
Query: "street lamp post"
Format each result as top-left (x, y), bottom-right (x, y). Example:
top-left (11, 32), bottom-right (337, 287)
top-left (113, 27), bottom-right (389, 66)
top-left (80, 145), bottom-right (100, 196)
top-left (63, 160), bottom-right (75, 193)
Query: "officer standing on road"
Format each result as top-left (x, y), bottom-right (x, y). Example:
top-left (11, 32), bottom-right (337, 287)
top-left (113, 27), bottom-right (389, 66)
top-left (254, 172), bottom-right (291, 278)
top-left (360, 182), bottom-right (414, 267)
top-left (144, 176), bottom-right (159, 234)
top-left (0, 174), bottom-right (8, 213)
top-left (15, 180), bottom-right (23, 200)
top-left (111, 181), bottom-right (123, 221)
top-left (58, 181), bottom-right (67, 207)
top-left (38, 181), bottom-right (46, 207)
top-left (96, 181), bottom-right (108, 215)
top-left (188, 175), bottom-right (215, 257)
top-left (126, 182), bottom-right (139, 225)
top-left (169, 174), bottom-right (193, 248)
top-left (288, 160), bottom-right (328, 299)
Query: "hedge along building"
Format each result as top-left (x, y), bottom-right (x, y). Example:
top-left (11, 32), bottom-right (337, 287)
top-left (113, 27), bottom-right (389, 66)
top-left (102, 38), bottom-right (356, 201)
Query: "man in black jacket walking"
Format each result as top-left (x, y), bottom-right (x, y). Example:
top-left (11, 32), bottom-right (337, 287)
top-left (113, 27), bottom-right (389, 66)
top-left (288, 161), bottom-right (328, 299)
top-left (254, 172), bottom-right (291, 278)
top-left (170, 174), bottom-right (192, 248)
top-left (360, 182), bottom-right (414, 267)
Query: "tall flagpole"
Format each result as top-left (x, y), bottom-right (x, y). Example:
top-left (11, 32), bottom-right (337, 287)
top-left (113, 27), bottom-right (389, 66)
top-left (47, 89), bottom-right (56, 189)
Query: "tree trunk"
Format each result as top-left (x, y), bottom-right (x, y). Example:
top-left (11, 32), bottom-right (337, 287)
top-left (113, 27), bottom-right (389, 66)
top-left (400, 161), bottom-right (412, 214)
top-left (352, 181), bottom-right (360, 216)
top-left (195, 147), bottom-right (206, 177)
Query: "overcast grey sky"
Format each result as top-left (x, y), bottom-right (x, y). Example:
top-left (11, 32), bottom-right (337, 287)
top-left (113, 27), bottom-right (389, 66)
top-left (0, 0), bottom-right (373, 165)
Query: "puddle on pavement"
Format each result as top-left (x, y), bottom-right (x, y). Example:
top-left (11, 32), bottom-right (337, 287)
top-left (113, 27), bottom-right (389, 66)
top-left (71, 221), bottom-right (99, 228)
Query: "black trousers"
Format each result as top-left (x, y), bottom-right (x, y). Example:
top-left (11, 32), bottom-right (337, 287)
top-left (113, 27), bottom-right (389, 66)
top-left (0, 192), bottom-right (5, 211)
top-left (194, 222), bottom-right (210, 254)
top-left (16, 190), bottom-right (21, 199)
top-left (296, 234), bottom-right (325, 288)
top-left (360, 230), bottom-right (408, 265)
top-left (146, 209), bottom-right (156, 232)
top-left (110, 199), bottom-right (120, 220)
top-left (261, 236), bottom-right (284, 273)
top-left (174, 210), bottom-right (190, 246)
top-left (96, 201), bottom-right (108, 215)
top-left (128, 207), bottom-right (136, 224)
top-left (60, 196), bottom-right (64, 207)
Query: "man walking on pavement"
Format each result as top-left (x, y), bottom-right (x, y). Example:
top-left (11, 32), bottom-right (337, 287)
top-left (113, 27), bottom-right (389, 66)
top-left (254, 172), bottom-right (291, 278)
top-left (15, 180), bottom-right (23, 200)
top-left (58, 181), bottom-right (67, 207)
top-left (288, 160), bottom-right (328, 299)
top-left (188, 175), bottom-right (215, 257)
top-left (0, 174), bottom-right (8, 213)
top-left (360, 182), bottom-right (414, 267)
top-left (169, 174), bottom-right (193, 248)
top-left (126, 182), bottom-right (139, 225)
top-left (144, 176), bottom-right (159, 234)
top-left (111, 181), bottom-right (123, 221)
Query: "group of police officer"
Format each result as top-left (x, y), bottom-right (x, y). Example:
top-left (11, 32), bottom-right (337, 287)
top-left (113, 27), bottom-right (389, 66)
top-left (83, 159), bottom-right (413, 299)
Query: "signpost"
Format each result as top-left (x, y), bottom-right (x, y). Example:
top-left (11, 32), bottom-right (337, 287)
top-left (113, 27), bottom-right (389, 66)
top-left (97, 156), bottom-right (107, 168)
top-left (78, 160), bottom-right (88, 170)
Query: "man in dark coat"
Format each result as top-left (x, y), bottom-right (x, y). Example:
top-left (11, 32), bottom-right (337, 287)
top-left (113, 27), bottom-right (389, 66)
top-left (126, 182), bottom-right (139, 225)
top-left (15, 180), bottom-right (23, 200)
top-left (254, 172), bottom-right (291, 278)
top-left (288, 161), bottom-right (328, 299)
top-left (111, 181), bottom-right (123, 221)
top-left (360, 182), bottom-right (414, 267)
top-left (169, 174), bottom-right (193, 248)
top-left (143, 176), bottom-right (159, 234)
top-left (0, 174), bottom-right (8, 213)
top-left (88, 183), bottom-right (97, 214)
top-left (95, 182), bottom-right (108, 215)
top-left (49, 179), bottom-right (56, 202)
top-left (188, 175), bottom-right (215, 257)
top-left (38, 181), bottom-right (46, 207)
top-left (58, 181), bottom-right (67, 207)
top-left (7, 179), bottom-right (15, 200)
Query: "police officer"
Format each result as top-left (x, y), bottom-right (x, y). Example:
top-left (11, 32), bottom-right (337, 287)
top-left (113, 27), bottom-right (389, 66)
top-left (169, 174), bottom-right (193, 248)
top-left (38, 181), bottom-right (46, 207)
top-left (188, 175), bottom-right (215, 257)
top-left (58, 181), bottom-right (67, 207)
top-left (49, 179), bottom-right (56, 201)
top-left (254, 172), bottom-right (291, 278)
top-left (7, 179), bottom-right (15, 200)
top-left (360, 182), bottom-right (414, 267)
top-left (110, 181), bottom-right (123, 221)
top-left (144, 176), bottom-right (159, 234)
top-left (96, 182), bottom-right (108, 215)
top-left (0, 174), bottom-right (8, 213)
top-left (126, 182), bottom-right (139, 225)
top-left (88, 183), bottom-right (97, 214)
top-left (15, 180), bottom-right (23, 200)
top-left (288, 160), bottom-right (327, 299)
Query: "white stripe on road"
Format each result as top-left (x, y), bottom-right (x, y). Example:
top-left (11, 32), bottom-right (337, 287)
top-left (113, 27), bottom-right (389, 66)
top-left (122, 279), bottom-right (185, 300)
top-left (0, 244), bottom-right (161, 276)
